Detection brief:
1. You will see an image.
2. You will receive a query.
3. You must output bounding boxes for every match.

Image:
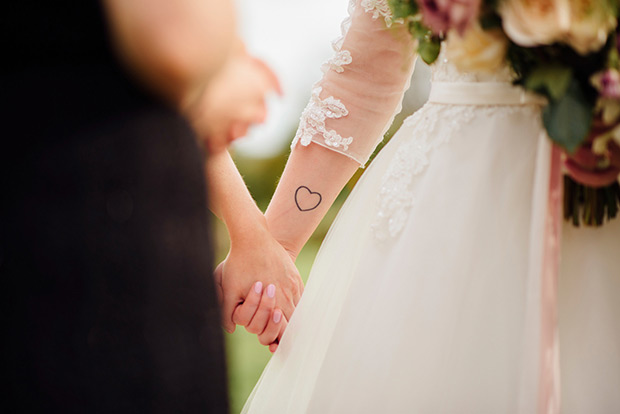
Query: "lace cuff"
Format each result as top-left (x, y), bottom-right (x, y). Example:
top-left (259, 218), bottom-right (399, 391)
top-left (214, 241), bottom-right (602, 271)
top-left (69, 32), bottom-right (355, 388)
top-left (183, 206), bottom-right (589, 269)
top-left (292, 87), bottom-right (358, 163)
top-left (290, 0), bottom-right (415, 166)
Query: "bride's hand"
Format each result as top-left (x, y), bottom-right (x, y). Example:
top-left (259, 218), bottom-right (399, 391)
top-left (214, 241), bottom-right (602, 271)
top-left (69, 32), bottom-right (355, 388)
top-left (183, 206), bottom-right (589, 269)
top-left (214, 221), bottom-right (303, 335)
top-left (229, 282), bottom-right (288, 352)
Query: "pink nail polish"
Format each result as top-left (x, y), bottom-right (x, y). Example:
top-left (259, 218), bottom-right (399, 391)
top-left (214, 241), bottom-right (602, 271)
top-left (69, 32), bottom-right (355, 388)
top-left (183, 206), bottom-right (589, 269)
top-left (267, 284), bottom-right (276, 298)
top-left (273, 311), bottom-right (281, 324)
top-left (254, 281), bottom-right (263, 294)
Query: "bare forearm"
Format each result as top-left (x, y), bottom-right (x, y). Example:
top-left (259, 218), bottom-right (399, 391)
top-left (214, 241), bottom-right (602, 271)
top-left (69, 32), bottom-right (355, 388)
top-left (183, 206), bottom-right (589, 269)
top-left (206, 150), bottom-right (266, 243)
top-left (265, 144), bottom-right (360, 258)
top-left (208, 151), bottom-right (304, 332)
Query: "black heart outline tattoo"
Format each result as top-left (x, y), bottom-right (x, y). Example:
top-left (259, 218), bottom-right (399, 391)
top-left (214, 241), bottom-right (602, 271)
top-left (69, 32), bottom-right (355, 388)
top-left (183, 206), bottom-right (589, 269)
top-left (295, 186), bottom-right (322, 212)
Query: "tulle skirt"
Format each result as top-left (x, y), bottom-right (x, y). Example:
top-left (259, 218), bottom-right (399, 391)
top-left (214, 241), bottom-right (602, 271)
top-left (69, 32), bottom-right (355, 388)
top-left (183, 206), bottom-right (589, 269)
top-left (243, 99), bottom-right (620, 413)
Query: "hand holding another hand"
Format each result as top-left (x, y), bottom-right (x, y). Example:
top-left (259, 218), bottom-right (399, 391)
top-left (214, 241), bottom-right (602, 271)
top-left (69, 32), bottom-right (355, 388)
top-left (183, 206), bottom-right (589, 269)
top-left (215, 218), bottom-right (303, 352)
top-left (231, 282), bottom-right (288, 353)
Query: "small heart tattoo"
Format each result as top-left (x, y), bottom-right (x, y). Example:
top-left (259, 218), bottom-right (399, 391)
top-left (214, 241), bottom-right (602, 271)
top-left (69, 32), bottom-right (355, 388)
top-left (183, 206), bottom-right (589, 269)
top-left (295, 186), bottom-right (322, 212)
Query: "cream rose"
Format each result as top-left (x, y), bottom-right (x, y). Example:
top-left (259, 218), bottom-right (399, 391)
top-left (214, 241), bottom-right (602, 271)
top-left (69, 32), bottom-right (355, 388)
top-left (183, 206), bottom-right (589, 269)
top-left (499, 0), bottom-right (617, 55)
top-left (499, 0), bottom-right (570, 47)
top-left (565, 0), bottom-right (617, 55)
top-left (444, 23), bottom-right (509, 73)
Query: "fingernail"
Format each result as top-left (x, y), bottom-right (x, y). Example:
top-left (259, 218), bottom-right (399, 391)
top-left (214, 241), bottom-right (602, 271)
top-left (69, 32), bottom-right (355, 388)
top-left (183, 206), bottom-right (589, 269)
top-left (254, 281), bottom-right (263, 294)
top-left (273, 310), bottom-right (281, 324)
top-left (267, 284), bottom-right (276, 298)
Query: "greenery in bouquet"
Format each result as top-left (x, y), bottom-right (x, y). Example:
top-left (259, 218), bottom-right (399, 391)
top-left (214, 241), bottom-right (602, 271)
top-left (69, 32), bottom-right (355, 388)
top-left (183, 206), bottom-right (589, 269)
top-left (388, 0), bottom-right (620, 226)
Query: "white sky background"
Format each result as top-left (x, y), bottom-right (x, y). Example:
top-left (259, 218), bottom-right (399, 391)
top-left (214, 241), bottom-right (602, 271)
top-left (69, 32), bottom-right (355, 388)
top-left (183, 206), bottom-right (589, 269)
top-left (233, 0), bottom-right (431, 158)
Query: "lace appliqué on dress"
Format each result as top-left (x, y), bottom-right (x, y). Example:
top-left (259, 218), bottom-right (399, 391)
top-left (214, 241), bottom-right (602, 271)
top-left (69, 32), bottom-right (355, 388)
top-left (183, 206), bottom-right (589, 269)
top-left (291, 0), bottom-right (409, 162)
top-left (292, 87), bottom-right (354, 151)
top-left (372, 103), bottom-right (531, 240)
top-left (360, 0), bottom-right (399, 26)
top-left (293, 2), bottom-right (356, 153)
top-left (322, 50), bottom-right (353, 74)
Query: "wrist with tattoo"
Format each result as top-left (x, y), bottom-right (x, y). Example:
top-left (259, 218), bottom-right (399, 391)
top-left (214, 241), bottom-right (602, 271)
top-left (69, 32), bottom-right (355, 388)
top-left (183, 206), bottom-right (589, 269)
top-left (294, 186), bottom-right (322, 212)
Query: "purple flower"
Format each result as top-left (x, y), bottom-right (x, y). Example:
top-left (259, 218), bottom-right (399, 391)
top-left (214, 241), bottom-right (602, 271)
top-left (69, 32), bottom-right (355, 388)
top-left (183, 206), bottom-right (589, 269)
top-left (592, 69), bottom-right (620, 100)
top-left (420, 0), bottom-right (482, 35)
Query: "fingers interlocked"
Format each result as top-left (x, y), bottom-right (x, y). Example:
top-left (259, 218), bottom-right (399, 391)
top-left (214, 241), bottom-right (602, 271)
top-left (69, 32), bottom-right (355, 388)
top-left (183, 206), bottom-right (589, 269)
top-left (233, 282), bottom-right (287, 350)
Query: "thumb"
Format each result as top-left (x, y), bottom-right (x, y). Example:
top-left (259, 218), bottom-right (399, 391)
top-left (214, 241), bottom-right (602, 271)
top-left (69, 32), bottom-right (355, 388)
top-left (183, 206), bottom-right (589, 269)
top-left (221, 292), bottom-right (240, 334)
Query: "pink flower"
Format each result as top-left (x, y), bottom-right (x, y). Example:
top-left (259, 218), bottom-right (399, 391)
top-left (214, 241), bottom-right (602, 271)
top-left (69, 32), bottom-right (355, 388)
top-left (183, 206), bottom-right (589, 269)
top-left (591, 70), bottom-right (620, 130)
top-left (592, 69), bottom-right (620, 100)
top-left (420, 0), bottom-right (482, 35)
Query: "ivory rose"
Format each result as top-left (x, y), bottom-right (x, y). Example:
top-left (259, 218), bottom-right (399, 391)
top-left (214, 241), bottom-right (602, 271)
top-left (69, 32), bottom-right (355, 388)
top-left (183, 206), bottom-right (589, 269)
top-left (499, 0), bottom-right (570, 47)
top-left (499, 0), bottom-right (617, 55)
top-left (565, 0), bottom-right (617, 55)
top-left (445, 23), bottom-right (509, 73)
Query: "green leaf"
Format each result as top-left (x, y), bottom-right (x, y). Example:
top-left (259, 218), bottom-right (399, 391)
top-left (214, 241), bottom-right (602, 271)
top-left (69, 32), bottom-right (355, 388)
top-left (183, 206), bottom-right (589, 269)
top-left (388, 0), bottom-right (418, 19)
top-left (524, 64), bottom-right (573, 100)
top-left (542, 79), bottom-right (593, 153)
top-left (409, 21), bottom-right (430, 39)
top-left (418, 38), bottom-right (441, 65)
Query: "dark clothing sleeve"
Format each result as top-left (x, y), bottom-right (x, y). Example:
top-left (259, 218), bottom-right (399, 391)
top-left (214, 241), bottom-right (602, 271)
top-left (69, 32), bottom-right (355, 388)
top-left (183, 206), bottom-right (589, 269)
top-left (1, 3), bottom-right (229, 413)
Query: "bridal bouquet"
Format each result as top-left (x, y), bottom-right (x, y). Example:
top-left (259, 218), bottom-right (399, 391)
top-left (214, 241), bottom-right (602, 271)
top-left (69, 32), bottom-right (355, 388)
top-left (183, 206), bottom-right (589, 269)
top-left (388, 0), bottom-right (620, 226)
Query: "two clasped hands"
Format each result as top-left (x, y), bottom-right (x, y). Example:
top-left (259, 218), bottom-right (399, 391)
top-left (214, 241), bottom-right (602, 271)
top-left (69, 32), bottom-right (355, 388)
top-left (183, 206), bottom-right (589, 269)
top-left (106, 0), bottom-right (307, 352)
top-left (105, 0), bottom-right (620, 355)
top-left (192, 33), bottom-right (620, 355)
top-left (181, 29), bottom-right (303, 353)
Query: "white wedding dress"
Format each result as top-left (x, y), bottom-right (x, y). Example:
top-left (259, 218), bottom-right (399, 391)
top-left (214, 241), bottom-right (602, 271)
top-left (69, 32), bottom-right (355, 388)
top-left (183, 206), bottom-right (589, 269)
top-left (243, 2), bottom-right (620, 413)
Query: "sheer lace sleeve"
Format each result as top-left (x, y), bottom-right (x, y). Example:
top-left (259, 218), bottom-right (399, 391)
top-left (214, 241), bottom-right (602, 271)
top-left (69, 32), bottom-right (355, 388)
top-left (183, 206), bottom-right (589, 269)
top-left (291, 0), bottom-right (417, 166)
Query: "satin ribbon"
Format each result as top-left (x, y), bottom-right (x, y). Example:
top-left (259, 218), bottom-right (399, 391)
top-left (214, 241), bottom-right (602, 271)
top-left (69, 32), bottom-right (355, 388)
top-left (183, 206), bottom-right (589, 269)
top-left (429, 81), bottom-right (547, 106)
top-left (539, 145), bottom-right (563, 414)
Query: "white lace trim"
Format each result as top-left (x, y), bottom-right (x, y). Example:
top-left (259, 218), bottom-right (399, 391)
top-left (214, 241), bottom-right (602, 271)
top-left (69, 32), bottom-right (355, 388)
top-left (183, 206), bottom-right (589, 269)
top-left (321, 0), bottom-right (355, 74)
top-left (292, 87), bottom-right (354, 151)
top-left (322, 50), bottom-right (353, 74)
top-left (293, 2), bottom-right (356, 153)
top-left (361, 0), bottom-right (399, 27)
top-left (292, 0), bottom-right (405, 157)
top-left (372, 103), bottom-right (531, 240)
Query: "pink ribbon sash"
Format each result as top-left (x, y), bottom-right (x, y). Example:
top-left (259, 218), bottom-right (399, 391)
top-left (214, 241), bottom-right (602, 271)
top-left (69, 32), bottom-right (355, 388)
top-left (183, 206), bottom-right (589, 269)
top-left (538, 145), bottom-right (563, 414)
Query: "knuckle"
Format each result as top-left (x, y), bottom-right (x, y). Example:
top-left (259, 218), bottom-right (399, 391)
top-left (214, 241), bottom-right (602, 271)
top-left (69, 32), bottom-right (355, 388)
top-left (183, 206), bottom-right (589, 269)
top-left (258, 335), bottom-right (272, 346)
top-left (232, 314), bottom-right (246, 326)
top-left (261, 298), bottom-right (276, 310)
